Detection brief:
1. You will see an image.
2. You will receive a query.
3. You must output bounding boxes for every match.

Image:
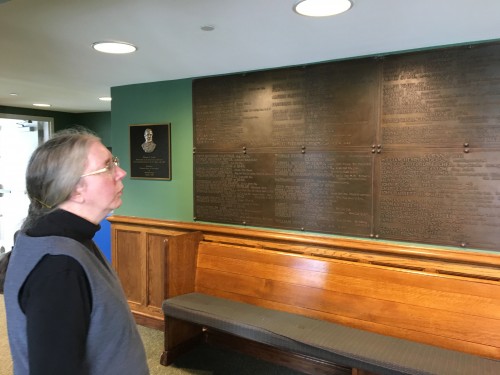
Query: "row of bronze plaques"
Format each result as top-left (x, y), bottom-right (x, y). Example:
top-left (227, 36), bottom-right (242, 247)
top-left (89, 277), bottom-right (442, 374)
top-left (193, 42), bottom-right (500, 251)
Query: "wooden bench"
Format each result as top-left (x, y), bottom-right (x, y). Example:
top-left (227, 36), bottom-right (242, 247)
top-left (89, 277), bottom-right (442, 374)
top-left (159, 233), bottom-right (500, 375)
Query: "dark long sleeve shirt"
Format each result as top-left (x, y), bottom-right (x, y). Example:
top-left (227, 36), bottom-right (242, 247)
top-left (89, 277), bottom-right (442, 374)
top-left (18, 210), bottom-right (108, 375)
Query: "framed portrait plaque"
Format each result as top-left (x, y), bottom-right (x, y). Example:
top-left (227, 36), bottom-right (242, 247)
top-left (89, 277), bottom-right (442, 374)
top-left (129, 123), bottom-right (171, 180)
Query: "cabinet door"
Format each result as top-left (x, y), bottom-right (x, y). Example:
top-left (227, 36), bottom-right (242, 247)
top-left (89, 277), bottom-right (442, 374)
top-left (165, 232), bottom-right (200, 297)
top-left (148, 231), bottom-right (201, 309)
top-left (146, 233), bottom-right (168, 314)
top-left (112, 223), bottom-right (201, 329)
top-left (113, 228), bottom-right (146, 310)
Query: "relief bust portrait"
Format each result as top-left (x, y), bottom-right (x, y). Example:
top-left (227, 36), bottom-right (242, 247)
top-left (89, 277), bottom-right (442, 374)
top-left (141, 128), bottom-right (156, 153)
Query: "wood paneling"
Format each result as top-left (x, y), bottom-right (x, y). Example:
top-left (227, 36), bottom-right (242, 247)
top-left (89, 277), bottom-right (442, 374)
top-left (195, 241), bottom-right (500, 359)
top-left (108, 216), bottom-right (500, 370)
top-left (113, 229), bottom-right (144, 305)
top-left (111, 221), bottom-right (202, 329)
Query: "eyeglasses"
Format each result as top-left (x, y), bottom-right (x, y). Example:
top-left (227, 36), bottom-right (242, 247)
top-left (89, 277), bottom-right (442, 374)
top-left (81, 156), bottom-right (120, 177)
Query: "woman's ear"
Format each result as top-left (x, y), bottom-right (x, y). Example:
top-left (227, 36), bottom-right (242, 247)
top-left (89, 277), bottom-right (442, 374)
top-left (69, 182), bottom-right (86, 203)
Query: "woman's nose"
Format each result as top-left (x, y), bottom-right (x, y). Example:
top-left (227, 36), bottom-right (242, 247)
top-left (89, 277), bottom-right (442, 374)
top-left (115, 166), bottom-right (127, 179)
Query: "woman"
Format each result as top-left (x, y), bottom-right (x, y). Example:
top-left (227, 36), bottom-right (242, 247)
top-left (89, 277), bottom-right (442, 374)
top-left (4, 128), bottom-right (149, 374)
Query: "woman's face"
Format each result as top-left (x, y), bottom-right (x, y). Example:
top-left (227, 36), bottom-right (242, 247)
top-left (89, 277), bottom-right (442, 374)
top-left (78, 141), bottom-right (127, 223)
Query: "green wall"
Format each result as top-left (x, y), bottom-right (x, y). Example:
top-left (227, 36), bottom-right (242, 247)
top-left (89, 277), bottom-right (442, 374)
top-left (75, 112), bottom-right (112, 147)
top-left (111, 79), bottom-right (195, 221)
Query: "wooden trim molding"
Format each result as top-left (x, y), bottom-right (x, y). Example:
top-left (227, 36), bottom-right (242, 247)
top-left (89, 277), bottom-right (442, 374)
top-left (108, 215), bottom-right (500, 282)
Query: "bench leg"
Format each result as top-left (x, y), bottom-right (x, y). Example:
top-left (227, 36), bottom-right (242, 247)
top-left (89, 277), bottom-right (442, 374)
top-left (160, 315), bottom-right (204, 366)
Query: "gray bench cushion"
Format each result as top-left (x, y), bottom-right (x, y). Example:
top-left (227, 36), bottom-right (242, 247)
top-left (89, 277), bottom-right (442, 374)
top-left (163, 293), bottom-right (500, 375)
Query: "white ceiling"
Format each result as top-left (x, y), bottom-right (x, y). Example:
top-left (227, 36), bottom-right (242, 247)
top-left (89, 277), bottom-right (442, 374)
top-left (1, 0), bottom-right (499, 113)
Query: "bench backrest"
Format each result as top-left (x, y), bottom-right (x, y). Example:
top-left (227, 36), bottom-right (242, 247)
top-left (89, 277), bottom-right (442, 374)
top-left (195, 240), bottom-right (500, 360)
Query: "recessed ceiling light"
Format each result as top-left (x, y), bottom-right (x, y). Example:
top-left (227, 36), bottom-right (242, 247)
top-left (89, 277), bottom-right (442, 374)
top-left (33, 103), bottom-right (51, 107)
top-left (92, 41), bottom-right (137, 54)
top-left (294, 0), bottom-right (352, 17)
top-left (99, 96), bottom-right (112, 102)
top-left (201, 25), bottom-right (215, 32)
top-left (9, 93), bottom-right (18, 96)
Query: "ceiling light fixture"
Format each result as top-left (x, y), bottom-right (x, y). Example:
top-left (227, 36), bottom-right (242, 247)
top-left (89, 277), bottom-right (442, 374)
top-left (294, 0), bottom-right (352, 17)
top-left (92, 41), bottom-right (137, 54)
top-left (99, 96), bottom-right (112, 102)
top-left (33, 103), bottom-right (51, 107)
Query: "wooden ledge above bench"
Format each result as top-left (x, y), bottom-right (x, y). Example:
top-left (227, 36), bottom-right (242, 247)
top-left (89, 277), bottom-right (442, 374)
top-left (109, 215), bottom-right (500, 283)
top-left (109, 215), bottom-right (500, 372)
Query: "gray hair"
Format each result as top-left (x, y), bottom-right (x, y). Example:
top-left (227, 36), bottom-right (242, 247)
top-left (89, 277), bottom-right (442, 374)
top-left (22, 127), bottom-right (100, 231)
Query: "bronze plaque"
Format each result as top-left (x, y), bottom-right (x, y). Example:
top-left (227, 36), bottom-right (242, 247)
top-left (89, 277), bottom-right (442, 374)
top-left (194, 151), bottom-right (374, 236)
top-left (194, 41), bottom-right (500, 252)
top-left (382, 44), bottom-right (500, 149)
top-left (193, 59), bottom-right (379, 151)
top-left (129, 123), bottom-right (172, 180)
top-left (375, 149), bottom-right (500, 249)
